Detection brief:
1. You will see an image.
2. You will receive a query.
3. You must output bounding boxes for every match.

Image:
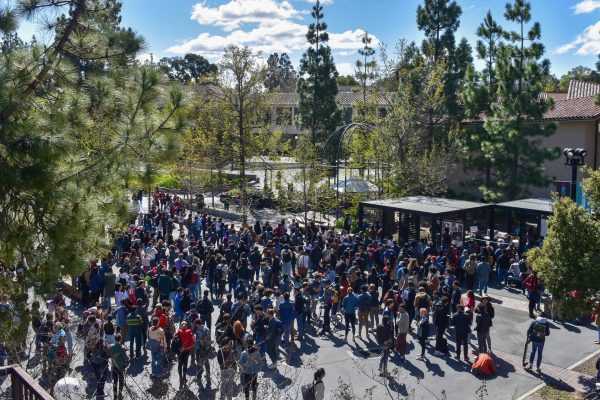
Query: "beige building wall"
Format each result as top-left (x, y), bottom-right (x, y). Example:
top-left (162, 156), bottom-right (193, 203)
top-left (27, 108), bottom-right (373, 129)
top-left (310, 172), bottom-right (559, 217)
top-left (530, 119), bottom-right (599, 197)
top-left (451, 119), bottom-right (599, 199)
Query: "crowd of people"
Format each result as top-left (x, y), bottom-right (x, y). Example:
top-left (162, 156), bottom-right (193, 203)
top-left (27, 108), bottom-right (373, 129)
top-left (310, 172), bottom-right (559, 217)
top-left (31, 190), bottom-right (555, 399)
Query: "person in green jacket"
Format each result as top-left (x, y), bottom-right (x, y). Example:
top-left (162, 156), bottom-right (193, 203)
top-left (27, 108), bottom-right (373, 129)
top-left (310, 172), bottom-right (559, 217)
top-left (126, 309), bottom-right (143, 358)
top-left (157, 270), bottom-right (174, 302)
top-left (110, 334), bottom-right (129, 400)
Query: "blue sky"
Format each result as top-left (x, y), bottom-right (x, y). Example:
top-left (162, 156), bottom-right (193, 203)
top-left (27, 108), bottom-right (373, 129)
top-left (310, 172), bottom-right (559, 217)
top-left (19, 0), bottom-right (600, 77)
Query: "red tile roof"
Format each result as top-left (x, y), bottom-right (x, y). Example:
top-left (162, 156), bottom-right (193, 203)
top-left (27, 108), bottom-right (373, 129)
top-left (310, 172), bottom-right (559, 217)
top-left (543, 95), bottom-right (600, 121)
top-left (567, 80), bottom-right (600, 99)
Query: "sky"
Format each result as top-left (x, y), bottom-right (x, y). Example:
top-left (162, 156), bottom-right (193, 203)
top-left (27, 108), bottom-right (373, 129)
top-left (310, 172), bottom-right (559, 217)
top-left (17, 0), bottom-right (600, 77)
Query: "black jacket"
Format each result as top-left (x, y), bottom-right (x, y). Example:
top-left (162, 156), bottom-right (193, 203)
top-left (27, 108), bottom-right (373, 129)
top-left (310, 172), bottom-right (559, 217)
top-left (376, 322), bottom-right (394, 346)
top-left (451, 310), bottom-right (471, 337)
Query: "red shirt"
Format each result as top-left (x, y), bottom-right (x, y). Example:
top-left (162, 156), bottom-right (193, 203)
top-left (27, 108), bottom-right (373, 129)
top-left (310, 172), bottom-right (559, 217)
top-left (177, 328), bottom-right (195, 351)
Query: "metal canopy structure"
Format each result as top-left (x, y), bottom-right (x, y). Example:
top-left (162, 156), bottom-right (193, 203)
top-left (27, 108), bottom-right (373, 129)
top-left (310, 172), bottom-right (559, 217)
top-left (494, 198), bottom-right (553, 215)
top-left (361, 196), bottom-right (490, 217)
top-left (492, 198), bottom-right (554, 247)
top-left (359, 196), bottom-right (491, 248)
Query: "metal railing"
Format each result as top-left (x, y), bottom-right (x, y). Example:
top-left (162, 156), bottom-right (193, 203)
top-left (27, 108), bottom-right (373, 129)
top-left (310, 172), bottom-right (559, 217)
top-left (0, 365), bottom-right (53, 400)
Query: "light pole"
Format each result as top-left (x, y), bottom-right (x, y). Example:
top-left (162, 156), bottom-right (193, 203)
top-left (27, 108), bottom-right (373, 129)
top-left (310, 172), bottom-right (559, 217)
top-left (563, 147), bottom-right (587, 202)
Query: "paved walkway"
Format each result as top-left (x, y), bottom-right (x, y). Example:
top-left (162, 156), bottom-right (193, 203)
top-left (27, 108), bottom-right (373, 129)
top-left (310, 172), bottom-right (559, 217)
top-left (493, 349), bottom-right (595, 394)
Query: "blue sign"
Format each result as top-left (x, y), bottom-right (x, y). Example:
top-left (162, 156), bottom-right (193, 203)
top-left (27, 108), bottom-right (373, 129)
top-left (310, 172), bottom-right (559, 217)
top-left (576, 182), bottom-right (593, 212)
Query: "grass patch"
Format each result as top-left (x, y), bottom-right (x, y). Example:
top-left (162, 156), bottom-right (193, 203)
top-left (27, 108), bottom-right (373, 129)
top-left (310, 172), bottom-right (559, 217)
top-left (532, 386), bottom-right (583, 400)
top-left (572, 355), bottom-right (599, 377)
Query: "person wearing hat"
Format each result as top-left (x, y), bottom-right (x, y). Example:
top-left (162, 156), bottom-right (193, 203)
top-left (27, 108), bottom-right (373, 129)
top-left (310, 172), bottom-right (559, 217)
top-left (526, 316), bottom-right (550, 372)
top-left (451, 304), bottom-right (471, 362)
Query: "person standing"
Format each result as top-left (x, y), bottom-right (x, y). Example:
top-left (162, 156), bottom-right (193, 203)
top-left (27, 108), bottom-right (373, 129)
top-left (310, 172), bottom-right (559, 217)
top-left (476, 294), bottom-right (495, 353)
top-left (109, 334), bottom-right (129, 400)
top-left (526, 316), bottom-right (550, 373)
top-left (396, 304), bottom-right (410, 362)
top-left (357, 285), bottom-right (372, 339)
top-left (192, 318), bottom-right (212, 388)
top-left (278, 292), bottom-right (295, 355)
top-left (433, 294), bottom-right (450, 356)
top-left (217, 338), bottom-right (237, 400)
top-left (90, 339), bottom-right (110, 399)
top-left (196, 290), bottom-right (215, 330)
top-left (125, 308), bottom-right (143, 359)
top-left (376, 316), bottom-right (394, 376)
top-left (463, 254), bottom-right (478, 291)
top-left (524, 271), bottom-right (540, 319)
top-left (416, 308), bottom-right (430, 361)
top-left (451, 305), bottom-right (471, 362)
top-left (342, 288), bottom-right (359, 343)
top-left (313, 368), bottom-right (326, 400)
top-left (476, 257), bottom-right (491, 296)
top-left (175, 321), bottom-right (195, 387)
top-left (265, 309), bottom-right (280, 369)
top-left (294, 287), bottom-right (307, 341)
top-left (147, 318), bottom-right (167, 378)
top-left (239, 338), bottom-right (261, 400)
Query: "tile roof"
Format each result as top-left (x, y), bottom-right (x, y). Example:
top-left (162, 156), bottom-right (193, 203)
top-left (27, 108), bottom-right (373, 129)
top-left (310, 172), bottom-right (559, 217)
top-left (543, 95), bottom-right (600, 121)
top-left (567, 80), bottom-right (600, 99)
top-left (270, 91), bottom-right (391, 107)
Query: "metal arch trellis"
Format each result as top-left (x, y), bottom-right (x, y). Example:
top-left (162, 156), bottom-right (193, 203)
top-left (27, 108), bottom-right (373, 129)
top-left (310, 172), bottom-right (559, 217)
top-left (320, 122), bottom-right (379, 215)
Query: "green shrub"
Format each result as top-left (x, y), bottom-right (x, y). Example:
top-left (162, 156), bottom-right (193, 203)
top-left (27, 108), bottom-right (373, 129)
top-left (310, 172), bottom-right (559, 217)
top-left (156, 174), bottom-right (181, 188)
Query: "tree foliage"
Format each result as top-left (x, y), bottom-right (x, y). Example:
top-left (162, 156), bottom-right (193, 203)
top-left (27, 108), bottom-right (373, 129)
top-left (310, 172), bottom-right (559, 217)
top-left (264, 52), bottom-right (297, 92)
top-left (0, 0), bottom-right (186, 296)
top-left (528, 194), bottom-right (600, 318)
top-left (375, 40), bottom-right (460, 196)
top-left (297, 0), bottom-right (342, 145)
top-left (355, 31), bottom-right (377, 102)
top-left (158, 53), bottom-right (217, 84)
top-left (481, 0), bottom-right (559, 201)
top-left (215, 45), bottom-right (268, 221)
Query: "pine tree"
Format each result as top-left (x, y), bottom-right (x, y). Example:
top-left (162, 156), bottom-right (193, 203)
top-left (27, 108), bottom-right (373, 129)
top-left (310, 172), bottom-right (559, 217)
top-left (462, 11), bottom-right (507, 200)
top-left (264, 53), bottom-right (297, 92)
top-left (483, 0), bottom-right (559, 200)
top-left (297, 0), bottom-right (342, 145)
top-left (416, 0), bottom-right (472, 144)
top-left (355, 31), bottom-right (376, 103)
top-left (0, 0), bottom-right (186, 299)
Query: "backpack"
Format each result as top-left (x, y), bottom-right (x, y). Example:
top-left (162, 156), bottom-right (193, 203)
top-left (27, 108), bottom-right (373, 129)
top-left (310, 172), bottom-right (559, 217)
top-left (529, 321), bottom-right (546, 342)
top-left (91, 347), bottom-right (105, 366)
top-left (171, 334), bottom-right (182, 354)
top-left (198, 298), bottom-right (213, 315)
top-left (465, 261), bottom-right (476, 275)
top-left (301, 380), bottom-right (320, 400)
top-left (215, 265), bottom-right (224, 282)
top-left (282, 250), bottom-right (292, 263)
top-left (111, 345), bottom-right (130, 370)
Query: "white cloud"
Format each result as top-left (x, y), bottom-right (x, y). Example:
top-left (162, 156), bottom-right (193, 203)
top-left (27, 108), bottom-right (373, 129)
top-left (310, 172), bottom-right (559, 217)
top-left (572, 0), bottom-right (600, 14)
top-left (306, 0), bottom-right (334, 4)
top-left (167, 1), bottom-right (380, 62)
top-left (555, 20), bottom-right (600, 55)
top-left (191, 0), bottom-right (301, 32)
top-left (336, 62), bottom-right (354, 76)
top-left (135, 53), bottom-right (154, 64)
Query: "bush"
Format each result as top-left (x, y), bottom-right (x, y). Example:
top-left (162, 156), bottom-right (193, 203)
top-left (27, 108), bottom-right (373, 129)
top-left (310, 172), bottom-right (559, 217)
top-left (155, 174), bottom-right (181, 189)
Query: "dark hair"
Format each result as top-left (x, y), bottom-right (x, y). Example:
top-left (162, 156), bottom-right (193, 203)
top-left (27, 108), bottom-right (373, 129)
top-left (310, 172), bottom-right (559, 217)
top-left (314, 367), bottom-right (325, 381)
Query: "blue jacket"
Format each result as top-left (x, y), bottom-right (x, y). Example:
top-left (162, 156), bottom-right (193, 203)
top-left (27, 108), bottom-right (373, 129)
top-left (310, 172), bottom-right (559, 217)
top-left (343, 294), bottom-right (359, 314)
top-left (90, 272), bottom-right (105, 293)
top-left (278, 300), bottom-right (295, 325)
top-left (357, 293), bottom-right (372, 313)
